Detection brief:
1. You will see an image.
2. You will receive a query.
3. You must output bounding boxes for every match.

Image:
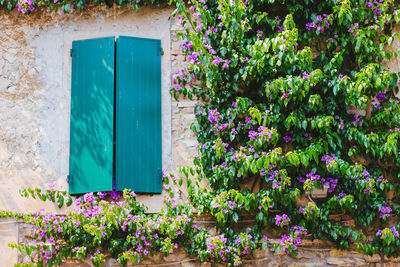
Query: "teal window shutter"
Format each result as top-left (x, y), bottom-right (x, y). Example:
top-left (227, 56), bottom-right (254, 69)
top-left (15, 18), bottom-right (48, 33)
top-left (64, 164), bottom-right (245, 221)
top-left (116, 36), bottom-right (162, 193)
top-left (69, 37), bottom-right (115, 194)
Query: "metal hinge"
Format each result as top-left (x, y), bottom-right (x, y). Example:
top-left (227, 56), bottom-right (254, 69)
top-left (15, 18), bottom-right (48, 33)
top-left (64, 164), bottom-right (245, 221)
top-left (157, 41), bottom-right (163, 56)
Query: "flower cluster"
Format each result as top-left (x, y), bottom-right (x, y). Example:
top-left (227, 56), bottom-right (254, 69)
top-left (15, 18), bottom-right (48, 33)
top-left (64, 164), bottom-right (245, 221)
top-left (299, 202), bottom-right (321, 220)
top-left (272, 226), bottom-right (307, 256)
top-left (376, 226), bottom-right (399, 240)
top-left (379, 205), bottom-right (392, 219)
top-left (16, 0), bottom-right (35, 14)
top-left (275, 214), bottom-right (291, 227)
top-left (305, 14), bottom-right (331, 33)
top-left (297, 171), bottom-right (337, 195)
top-left (194, 230), bottom-right (259, 266)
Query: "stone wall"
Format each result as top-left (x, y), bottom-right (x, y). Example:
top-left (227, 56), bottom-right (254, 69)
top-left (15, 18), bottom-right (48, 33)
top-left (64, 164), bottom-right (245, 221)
top-left (0, 4), bottom-right (399, 267)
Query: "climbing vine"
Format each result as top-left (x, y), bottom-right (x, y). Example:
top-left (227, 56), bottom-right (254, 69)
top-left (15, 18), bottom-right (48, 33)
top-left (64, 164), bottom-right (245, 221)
top-left (172, 0), bottom-right (400, 259)
top-left (2, 0), bottom-right (400, 266)
top-left (1, 0), bottom-right (165, 14)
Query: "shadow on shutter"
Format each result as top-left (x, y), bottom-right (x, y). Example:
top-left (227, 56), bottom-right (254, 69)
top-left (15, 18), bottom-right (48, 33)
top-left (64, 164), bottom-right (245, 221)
top-left (69, 37), bottom-right (115, 194)
top-left (116, 36), bottom-right (162, 193)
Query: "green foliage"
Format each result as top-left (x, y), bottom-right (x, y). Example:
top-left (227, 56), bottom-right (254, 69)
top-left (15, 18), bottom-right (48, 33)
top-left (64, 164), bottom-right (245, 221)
top-left (19, 187), bottom-right (73, 208)
top-left (8, 0), bottom-right (166, 14)
top-left (171, 0), bottom-right (400, 262)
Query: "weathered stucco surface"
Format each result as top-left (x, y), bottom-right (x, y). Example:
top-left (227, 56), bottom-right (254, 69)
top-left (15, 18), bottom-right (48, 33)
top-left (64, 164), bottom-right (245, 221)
top-left (0, 4), bottom-right (400, 267)
top-left (0, 5), bottom-right (178, 213)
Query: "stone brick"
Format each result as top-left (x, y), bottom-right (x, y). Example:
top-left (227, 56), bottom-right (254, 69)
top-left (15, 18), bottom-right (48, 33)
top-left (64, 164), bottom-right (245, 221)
top-left (364, 254), bottom-right (381, 263)
top-left (330, 249), bottom-right (348, 257)
top-left (181, 260), bottom-right (203, 267)
top-left (295, 250), bottom-right (314, 260)
top-left (375, 264), bottom-right (400, 267)
top-left (384, 255), bottom-right (400, 262)
top-left (288, 263), bottom-right (324, 267)
top-left (326, 256), bottom-right (366, 266)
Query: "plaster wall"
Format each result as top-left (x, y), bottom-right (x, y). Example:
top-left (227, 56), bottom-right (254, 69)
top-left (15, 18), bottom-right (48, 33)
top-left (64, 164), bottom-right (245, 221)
top-left (0, 6), bottom-right (180, 212)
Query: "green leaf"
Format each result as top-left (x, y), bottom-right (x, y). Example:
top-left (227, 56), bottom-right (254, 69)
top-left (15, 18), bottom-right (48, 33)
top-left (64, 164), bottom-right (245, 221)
top-left (250, 161), bottom-right (258, 174)
top-left (256, 158), bottom-right (264, 170)
top-left (57, 195), bottom-right (64, 208)
top-left (65, 197), bottom-right (73, 207)
top-left (232, 212), bottom-right (239, 222)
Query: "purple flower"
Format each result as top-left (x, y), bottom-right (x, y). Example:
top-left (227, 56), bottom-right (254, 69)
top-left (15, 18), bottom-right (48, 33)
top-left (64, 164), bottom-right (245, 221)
top-left (306, 22), bottom-right (316, 31)
top-left (275, 214), bottom-right (291, 227)
top-left (376, 230), bottom-right (382, 236)
top-left (213, 202), bottom-right (221, 208)
top-left (283, 136), bottom-right (292, 143)
top-left (339, 120), bottom-right (344, 130)
top-left (376, 92), bottom-right (386, 101)
top-left (212, 56), bottom-right (224, 66)
top-left (248, 131), bottom-right (258, 139)
top-left (327, 178), bottom-right (338, 193)
top-left (297, 177), bottom-right (305, 183)
top-left (208, 109), bottom-right (220, 123)
top-left (181, 41), bottom-right (193, 52)
top-left (219, 123), bottom-right (228, 130)
top-left (232, 101), bottom-right (238, 109)
top-left (391, 226), bottom-right (399, 238)
top-left (222, 60), bottom-right (231, 69)
top-left (97, 192), bottom-right (106, 199)
top-left (109, 191), bottom-right (121, 200)
top-left (361, 169), bottom-right (369, 177)
top-left (321, 154), bottom-right (337, 165)
top-left (83, 192), bottom-right (95, 204)
top-left (380, 205), bottom-right (392, 218)
top-left (302, 71), bottom-right (310, 79)
top-left (188, 52), bottom-right (201, 63)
